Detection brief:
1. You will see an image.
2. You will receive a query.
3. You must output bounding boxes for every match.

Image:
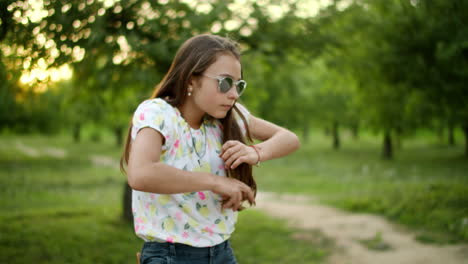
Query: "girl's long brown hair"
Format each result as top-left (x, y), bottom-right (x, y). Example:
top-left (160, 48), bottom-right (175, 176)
top-left (120, 34), bottom-right (256, 197)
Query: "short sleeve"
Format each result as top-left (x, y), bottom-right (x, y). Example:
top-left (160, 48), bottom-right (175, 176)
top-left (234, 102), bottom-right (251, 137)
top-left (131, 98), bottom-right (175, 150)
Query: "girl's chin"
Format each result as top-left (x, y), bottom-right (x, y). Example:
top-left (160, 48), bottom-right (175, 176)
top-left (209, 110), bottom-right (229, 119)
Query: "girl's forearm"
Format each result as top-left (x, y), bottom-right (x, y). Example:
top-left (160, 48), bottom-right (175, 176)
top-left (255, 129), bottom-right (300, 162)
top-left (128, 162), bottom-right (216, 194)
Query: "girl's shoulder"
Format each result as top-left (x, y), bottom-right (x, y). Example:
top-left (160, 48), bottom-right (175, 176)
top-left (134, 98), bottom-right (180, 121)
top-left (132, 98), bottom-right (178, 130)
top-left (137, 98), bottom-right (174, 112)
top-left (131, 98), bottom-right (179, 145)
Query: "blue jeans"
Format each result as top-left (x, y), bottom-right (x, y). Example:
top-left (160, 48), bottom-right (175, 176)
top-left (140, 240), bottom-right (238, 264)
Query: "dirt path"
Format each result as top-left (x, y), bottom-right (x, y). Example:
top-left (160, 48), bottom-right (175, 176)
top-left (255, 192), bottom-right (468, 264)
top-left (89, 155), bottom-right (119, 169)
top-left (13, 141), bottom-right (116, 168)
top-left (14, 141), bottom-right (67, 158)
top-left (14, 141), bottom-right (40, 157)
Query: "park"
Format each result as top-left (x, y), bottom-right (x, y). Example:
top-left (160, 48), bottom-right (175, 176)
top-left (1, 0), bottom-right (467, 263)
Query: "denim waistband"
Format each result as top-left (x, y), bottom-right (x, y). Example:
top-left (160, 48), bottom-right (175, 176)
top-left (143, 240), bottom-right (230, 257)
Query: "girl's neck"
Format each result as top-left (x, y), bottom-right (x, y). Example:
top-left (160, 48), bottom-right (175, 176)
top-left (177, 101), bottom-right (205, 130)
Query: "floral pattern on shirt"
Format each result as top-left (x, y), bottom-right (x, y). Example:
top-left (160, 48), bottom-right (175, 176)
top-left (130, 98), bottom-right (250, 247)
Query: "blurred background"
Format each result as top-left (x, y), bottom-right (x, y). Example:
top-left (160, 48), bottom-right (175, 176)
top-left (1, 0), bottom-right (467, 263)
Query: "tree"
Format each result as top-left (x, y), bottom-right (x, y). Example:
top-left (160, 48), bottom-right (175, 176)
top-left (312, 0), bottom-right (468, 159)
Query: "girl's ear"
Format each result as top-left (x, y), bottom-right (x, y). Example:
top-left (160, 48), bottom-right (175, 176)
top-left (188, 75), bottom-right (201, 89)
top-left (187, 75), bottom-right (194, 89)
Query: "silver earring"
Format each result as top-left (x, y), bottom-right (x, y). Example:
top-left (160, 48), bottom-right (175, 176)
top-left (188, 87), bottom-right (192, 96)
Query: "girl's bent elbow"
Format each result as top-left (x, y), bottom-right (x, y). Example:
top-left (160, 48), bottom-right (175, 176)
top-left (127, 171), bottom-right (144, 191)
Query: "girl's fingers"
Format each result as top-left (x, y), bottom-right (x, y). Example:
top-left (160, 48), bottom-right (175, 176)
top-left (225, 145), bottom-right (257, 168)
top-left (222, 192), bottom-right (240, 210)
top-left (243, 187), bottom-right (256, 206)
top-left (230, 156), bottom-right (246, 169)
top-left (233, 193), bottom-right (243, 211)
top-left (221, 183), bottom-right (255, 210)
top-left (220, 144), bottom-right (242, 161)
top-left (224, 151), bottom-right (244, 168)
top-left (222, 143), bottom-right (241, 159)
top-left (220, 140), bottom-right (237, 156)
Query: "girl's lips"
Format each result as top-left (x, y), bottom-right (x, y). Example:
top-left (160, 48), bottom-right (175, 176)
top-left (221, 105), bottom-right (232, 109)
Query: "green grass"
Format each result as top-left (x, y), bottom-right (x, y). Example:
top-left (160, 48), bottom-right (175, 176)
top-left (358, 231), bottom-right (392, 251)
top-left (2, 128), bottom-right (466, 264)
top-left (233, 211), bottom-right (331, 263)
top-left (0, 133), bottom-right (329, 264)
top-left (255, 129), bottom-right (468, 243)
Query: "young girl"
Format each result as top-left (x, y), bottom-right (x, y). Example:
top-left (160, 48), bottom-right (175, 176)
top-left (120, 34), bottom-right (300, 264)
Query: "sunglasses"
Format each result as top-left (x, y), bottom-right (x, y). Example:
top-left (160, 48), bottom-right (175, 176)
top-left (202, 74), bottom-right (247, 96)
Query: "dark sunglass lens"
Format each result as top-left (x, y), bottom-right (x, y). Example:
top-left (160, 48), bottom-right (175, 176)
top-left (236, 81), bottom-right (246, 95)
top-left (219, 77), bottom-right (233, 93)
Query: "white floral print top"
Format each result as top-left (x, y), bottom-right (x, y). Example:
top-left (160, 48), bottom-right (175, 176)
top-left (130, 98), bottom-right (250, 247)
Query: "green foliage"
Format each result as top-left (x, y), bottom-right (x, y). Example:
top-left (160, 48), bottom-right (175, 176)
top-left (0, 80), bottom-right (16, 129)
top-left (2, 0), bottom-right (468, 153)
top-left (242, 53), bottom-right (317, 129)
top-left (0, 89), bottom-right (66, 134)
top-left (2, 0), bottom-right (330, 136)
top-left (305, 0), bottom-right (468, 157)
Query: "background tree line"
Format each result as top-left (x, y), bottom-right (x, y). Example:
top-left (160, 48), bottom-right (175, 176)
top-left (1, 0), bottom-right (467, 156)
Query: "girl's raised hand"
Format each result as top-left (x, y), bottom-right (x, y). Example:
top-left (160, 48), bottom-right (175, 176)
top-left (220, 140), bottom-right (259, 169)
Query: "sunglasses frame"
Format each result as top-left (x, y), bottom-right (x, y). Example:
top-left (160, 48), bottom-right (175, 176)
top-left (202, 74), bottom-right (247, 96)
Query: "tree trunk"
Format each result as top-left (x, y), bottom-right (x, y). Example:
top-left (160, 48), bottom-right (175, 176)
top-left (114, 126), bottom-right (123, 147)
top-left (463, 121), bottom-right (468, 158)
top-left (448, 122), bottom-right (455, 146)
top-left (72, 123), bottom-right (81, 143)
top-left (351, 123), bottom-right (359, 140)
top-left (332, 121), bottom-right (340, 150)
top-left (437, 123), bottom-right (444, 143)
top-left (395, 126), bottom-right (402, 150)
top-left (382, 130), bottom-right (393, 160)
top-left (123, 182), bottom-right (133, 223)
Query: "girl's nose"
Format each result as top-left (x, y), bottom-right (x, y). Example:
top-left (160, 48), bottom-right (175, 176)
top-left (227, 87), bottom-right (239, 100)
